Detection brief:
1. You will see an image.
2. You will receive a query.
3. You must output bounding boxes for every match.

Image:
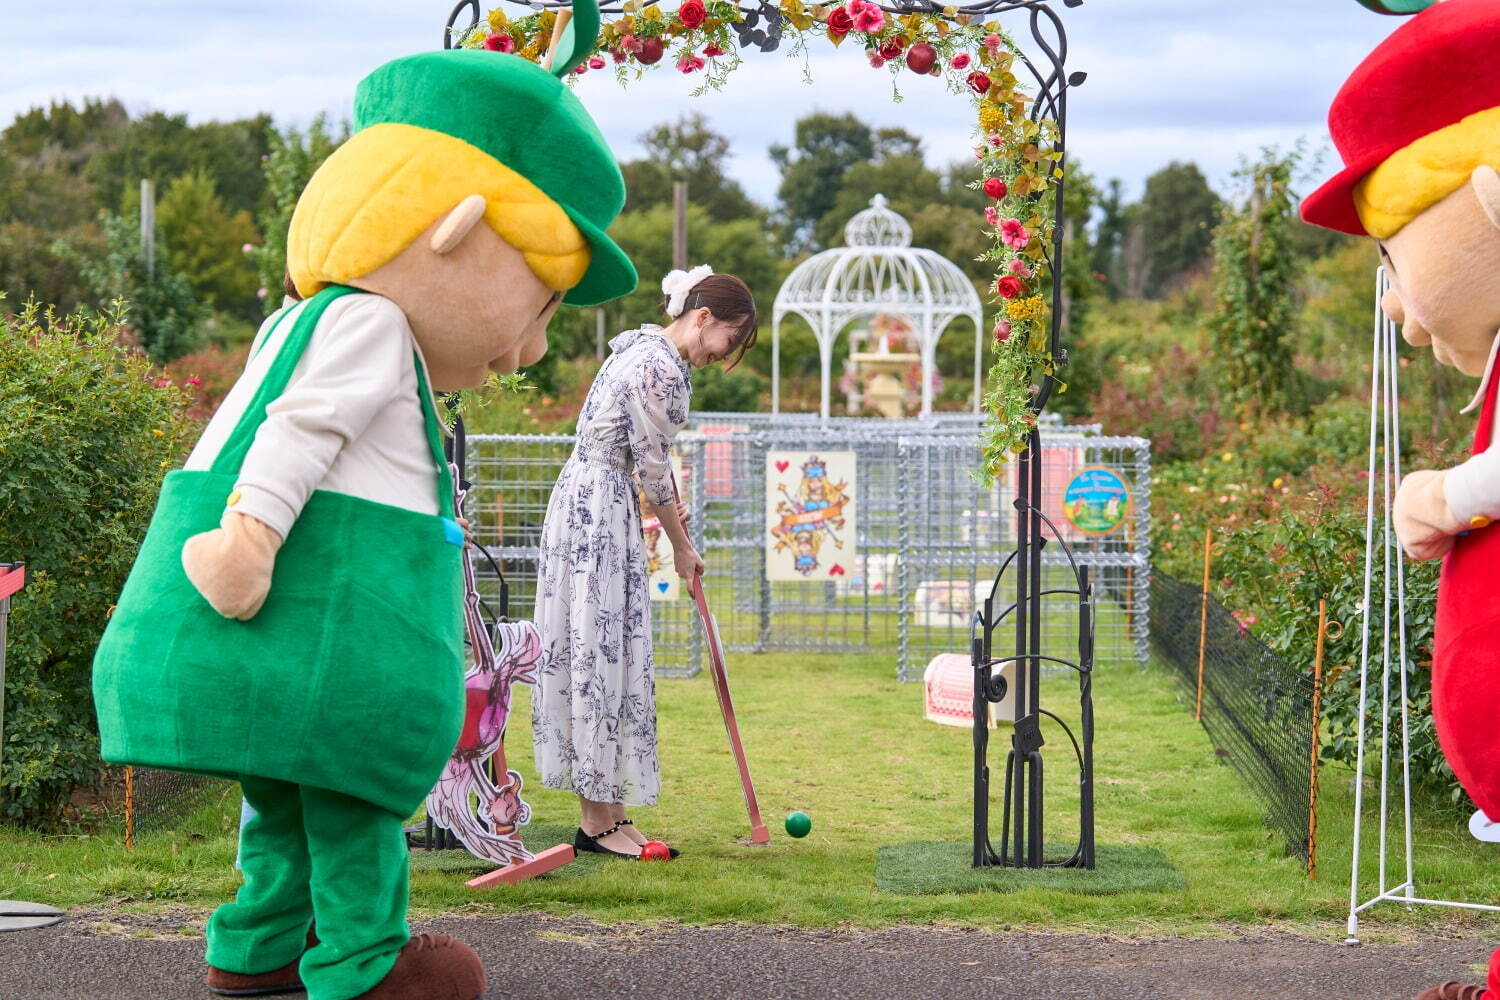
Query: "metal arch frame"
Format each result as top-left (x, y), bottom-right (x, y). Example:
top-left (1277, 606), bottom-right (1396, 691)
top-left (439, 0), bottom-right (1090, 872)
top-left (772, 197), bottom-right (984, 419)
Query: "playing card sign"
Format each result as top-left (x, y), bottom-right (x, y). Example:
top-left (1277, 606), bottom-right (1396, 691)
top-left (764, 451), bottom-right (857, 583)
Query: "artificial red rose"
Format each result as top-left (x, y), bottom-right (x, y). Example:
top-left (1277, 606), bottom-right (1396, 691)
top-left (966, 71), bottom-right (992, 96)
top-left (704, 43), bottom-right (727, 57)
top-left (638, 35), bottom-right (665, 64)
top-left (588, 56), bottom-right (606, 69)
top-left (678, 0), bottom-right (707, 29)
top-left (826, 7), bottom-right (854, 36)
top-left (905, 41), bottom-right (936, 74)
top-left (877, 36), bottom-right (905, 61)
top-left (993, 320), bottom-right (1012, 343)
top-left (995, 276), bottom-right (1024, 299)
top-left (983, 177), bottom-right (1007, 199)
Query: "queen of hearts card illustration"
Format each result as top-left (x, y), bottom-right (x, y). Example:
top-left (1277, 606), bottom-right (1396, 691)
top-left (765, 452), bottom-right (857, 582)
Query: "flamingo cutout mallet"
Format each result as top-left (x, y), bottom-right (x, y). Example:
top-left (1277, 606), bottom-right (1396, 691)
top-left (689, 570), bottom-right (771, 845)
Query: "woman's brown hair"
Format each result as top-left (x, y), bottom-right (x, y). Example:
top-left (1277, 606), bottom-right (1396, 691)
top-left (663, 273), bottom-right (758, 371)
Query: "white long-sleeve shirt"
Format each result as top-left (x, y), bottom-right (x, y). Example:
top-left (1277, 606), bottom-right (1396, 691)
top-left (1443, 332), bottom-right (1500, 526)
top-left (184, 293), bottom-right (441, 539)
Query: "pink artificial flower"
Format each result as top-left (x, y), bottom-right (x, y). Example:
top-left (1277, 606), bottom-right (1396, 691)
top-left (484, 33), bottom-right (516, 53)
top-left (677, 53), bottom-right (706, 73)
top-left (620, 33), bottom-right (643, 52)
top-left (588, 56), bottom-right (606, 69)
top-left (850, 0), bottom-right (884, 33)
top-left (951, 52), bottom-right (971, 70)
top-left (704, 43), bottom-right (726, 57)
top-left (988, 135), bottom-right (1004, 147)
top-left (154, 377), bottom-right (171, 388)
top-left (1008, 258), bottom-right (1033, 278)
top-left (612, 48), bottom-right (628, 63)
top-left (1000, 218), bottom-right (1030, 250)
top-left (186, 376), bottom-right (203, 387)
top-left (983, 33), bottom-right (1002, 54)
top-left (984, 206), bottom-right (999, 226)
top-left (993, 320), bottom-right (1012, 343)
top-left (573, 63), bottom-right (588, 74)
top-left (869, 53), bottom-right (886, 68)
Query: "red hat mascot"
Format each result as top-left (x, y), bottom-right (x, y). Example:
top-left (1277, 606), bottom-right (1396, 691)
top-left (1304, 3), bottom-right (1500, 998)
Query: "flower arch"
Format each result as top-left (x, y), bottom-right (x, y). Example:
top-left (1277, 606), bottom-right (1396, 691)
top-left (444, 0), bottom-right (1080, 474)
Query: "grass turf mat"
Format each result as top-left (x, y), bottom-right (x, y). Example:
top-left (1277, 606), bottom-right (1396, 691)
top-left (876, 841), bottom-right (1184, 896)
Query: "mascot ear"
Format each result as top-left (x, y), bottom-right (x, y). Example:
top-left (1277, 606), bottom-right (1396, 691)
top-left (542, 0), bottom-right (601, 78)
top-left (1473, 165), bottom-right (1500, 233)
top-left (430, 194), bottom-right (488, 255)
top-left (1353, 0), bottom-right (1438, 12)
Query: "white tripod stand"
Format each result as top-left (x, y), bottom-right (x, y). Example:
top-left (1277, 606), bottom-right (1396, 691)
top-left (1346, 267), bottom-right (1500, 945)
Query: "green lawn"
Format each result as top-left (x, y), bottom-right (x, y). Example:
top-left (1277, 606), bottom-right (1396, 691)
top-left (5, 650), bottom-right (1500, 940)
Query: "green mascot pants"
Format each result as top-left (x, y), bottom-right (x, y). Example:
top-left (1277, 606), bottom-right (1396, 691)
top-left (207, 777), bottom-right (409, 1000)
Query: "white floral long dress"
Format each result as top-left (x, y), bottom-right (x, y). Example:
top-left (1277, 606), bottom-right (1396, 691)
top-left (531, 326), bottom-right (691, 806)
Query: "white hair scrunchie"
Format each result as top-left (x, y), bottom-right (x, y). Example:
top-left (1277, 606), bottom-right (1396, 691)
top-left (661, 264), bottom-right (715, 318)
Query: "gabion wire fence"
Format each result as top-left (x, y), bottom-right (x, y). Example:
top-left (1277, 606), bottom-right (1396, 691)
top-left (464, 415), bottom-right (1151, 680)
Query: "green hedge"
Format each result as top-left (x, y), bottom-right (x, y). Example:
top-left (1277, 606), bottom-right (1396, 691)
top-left (0, 301), bottom-right (193, 827)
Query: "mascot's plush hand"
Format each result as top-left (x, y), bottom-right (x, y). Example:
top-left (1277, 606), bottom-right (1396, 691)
top-left (1394, 468), bottom-right (1464, 560)
top-left (181, 512), bottom-right (285, 620)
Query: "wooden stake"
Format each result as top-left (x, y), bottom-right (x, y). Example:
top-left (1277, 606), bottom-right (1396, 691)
top-left (541, 9), bottom-right (573, 72)
top-left (124, 766), bottom-right (135, 851)
top-left (1195, 528), bottom-right (1213, 723)
top-left (1307, 599), bottom-right (1328, 880)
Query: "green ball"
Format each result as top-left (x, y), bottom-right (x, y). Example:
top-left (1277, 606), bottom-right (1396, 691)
top-left (785, 811), bottom-right (812, 838)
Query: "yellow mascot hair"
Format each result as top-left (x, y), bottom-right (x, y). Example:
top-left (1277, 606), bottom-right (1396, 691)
top-left (287, 122), bottom-right (590, 297)
top-left (1354, 105), bottom-right (1500, 239)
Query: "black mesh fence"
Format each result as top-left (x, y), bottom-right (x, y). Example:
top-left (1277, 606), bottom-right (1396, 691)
top-left (123, 767), bottom-right (233, 842)
top-left (1150, 571), bottom-right (1315, 862)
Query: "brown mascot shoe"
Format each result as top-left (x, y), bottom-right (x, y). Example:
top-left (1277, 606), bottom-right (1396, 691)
top-left (352, 933), bottom-right (487, 1000)
top-left (206, 955), bottom-right (305, 997)
top-left (1415, 983), bottom-right (1487, 1000)
top-left (207, 927), bottom-right (318, 996)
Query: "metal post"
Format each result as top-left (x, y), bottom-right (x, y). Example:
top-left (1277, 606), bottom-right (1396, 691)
top-left (139, 179), bottom-right (155, 277)
top-left (596, 308), bottom-right (606, 360)
top-left (672, 181), bottom-right (688, 272)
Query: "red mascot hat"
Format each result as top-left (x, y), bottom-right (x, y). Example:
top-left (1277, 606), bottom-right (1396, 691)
top-left (1301, 0), bottom-right (1500, 235)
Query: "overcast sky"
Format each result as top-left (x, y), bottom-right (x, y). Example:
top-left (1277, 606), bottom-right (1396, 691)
top-left (1, 2), bottom-right (1398, 204)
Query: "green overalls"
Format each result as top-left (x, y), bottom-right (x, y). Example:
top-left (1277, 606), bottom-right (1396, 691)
top-left (93, 286), bottom-right (465, 998)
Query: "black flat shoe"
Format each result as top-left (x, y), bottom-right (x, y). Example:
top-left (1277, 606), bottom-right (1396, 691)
top-left (574, 822), bottom-right (643, 859)
top-left (620, 818), bottom-right (681, 858)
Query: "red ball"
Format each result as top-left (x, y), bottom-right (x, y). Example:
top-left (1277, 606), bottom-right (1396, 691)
top-left (905, 42), bottom-right (936, 75)
top-left (638, 36), bottom-right (665, 65)
top-left (983, 177), bottom-right (1007, 200)
top-left (639, 840), bottom-right (672, 861)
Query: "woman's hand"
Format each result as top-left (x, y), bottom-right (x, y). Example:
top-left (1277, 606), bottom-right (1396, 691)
top-left (674, 543), bottom-right (705, 581)
top-left (676, 500), bottom-right (691, 526)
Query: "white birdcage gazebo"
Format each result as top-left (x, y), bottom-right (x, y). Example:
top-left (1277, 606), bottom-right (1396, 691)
top-left (771, 194), bottom-right (985, 419)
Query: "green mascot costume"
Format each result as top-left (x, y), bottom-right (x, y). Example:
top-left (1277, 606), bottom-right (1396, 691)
top-left (92, 13), bottom-right (635, 998)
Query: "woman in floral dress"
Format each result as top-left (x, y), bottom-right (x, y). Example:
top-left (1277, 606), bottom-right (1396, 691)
top-left (532, 268), bottom-right (758, 858)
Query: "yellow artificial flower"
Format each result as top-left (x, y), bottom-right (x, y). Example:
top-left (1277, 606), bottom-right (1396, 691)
top-left (978, 103), bottom-right (1005, 133)
top-left (1006, 295), bottom-right (1047, 321)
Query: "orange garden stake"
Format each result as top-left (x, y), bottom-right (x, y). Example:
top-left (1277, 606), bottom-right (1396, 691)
top-left (1308, 599), bottom-right (1329, 880)
top-left (1196, 528), bottom-right (1213, 722)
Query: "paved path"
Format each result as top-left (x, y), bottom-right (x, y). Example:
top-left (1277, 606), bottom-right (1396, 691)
top-left (0, 909), bottom-right (1490, 999)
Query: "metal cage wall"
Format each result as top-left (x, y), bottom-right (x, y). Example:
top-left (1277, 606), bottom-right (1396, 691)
top-left (462, 418), bottom-right (1149, 680)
